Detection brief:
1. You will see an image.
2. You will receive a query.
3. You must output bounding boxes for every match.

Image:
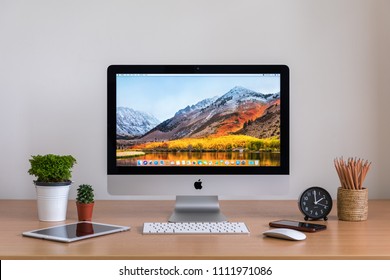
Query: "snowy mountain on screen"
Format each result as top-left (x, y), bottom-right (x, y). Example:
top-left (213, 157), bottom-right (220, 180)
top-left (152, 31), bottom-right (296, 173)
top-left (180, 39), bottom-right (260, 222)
top-left (141, 86), bottom-right (280, 141)
top-left (116, 107), bottom-right (160, 138)
top-left (214, 86), bottom-right (278, 107)
top-left (175, 96), bottom-right (219, 116)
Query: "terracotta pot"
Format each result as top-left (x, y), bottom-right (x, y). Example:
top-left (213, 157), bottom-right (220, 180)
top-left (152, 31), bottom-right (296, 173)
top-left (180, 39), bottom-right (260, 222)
top-left (76, 202), bottom-right (94, 221)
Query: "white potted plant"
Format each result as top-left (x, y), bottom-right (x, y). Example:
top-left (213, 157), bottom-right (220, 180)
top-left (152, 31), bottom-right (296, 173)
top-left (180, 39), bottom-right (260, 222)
top-left (28, 154), bottom-right (77, 221)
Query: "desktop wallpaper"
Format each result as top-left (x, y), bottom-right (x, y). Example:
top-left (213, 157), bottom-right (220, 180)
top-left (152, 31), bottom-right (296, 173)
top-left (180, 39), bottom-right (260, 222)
top-left (116, 74), bottom-right (281, 167)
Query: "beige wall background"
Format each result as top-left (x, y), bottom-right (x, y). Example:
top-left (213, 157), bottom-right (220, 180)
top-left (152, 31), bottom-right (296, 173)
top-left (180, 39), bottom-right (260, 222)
top-left (0, 0), bottom-right (389, 200)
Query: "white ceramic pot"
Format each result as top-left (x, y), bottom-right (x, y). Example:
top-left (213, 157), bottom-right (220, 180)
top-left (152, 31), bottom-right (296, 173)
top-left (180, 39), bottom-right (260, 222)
top-left (35, 182), bottom-right (71, 221)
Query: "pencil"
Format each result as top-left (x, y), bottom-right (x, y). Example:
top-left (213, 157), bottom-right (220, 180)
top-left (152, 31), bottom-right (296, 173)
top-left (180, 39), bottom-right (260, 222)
top-left (334, 157), bottom-right (371, 190)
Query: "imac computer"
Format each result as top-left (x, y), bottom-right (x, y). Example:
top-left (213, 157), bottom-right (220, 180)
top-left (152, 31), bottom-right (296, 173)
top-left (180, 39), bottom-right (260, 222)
top-left (107, 65), bottom-right (289, 222)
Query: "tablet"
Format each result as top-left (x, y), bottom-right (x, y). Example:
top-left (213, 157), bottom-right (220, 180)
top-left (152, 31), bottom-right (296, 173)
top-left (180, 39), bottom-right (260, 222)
top-left (22, 221), bottom-right (130, 243)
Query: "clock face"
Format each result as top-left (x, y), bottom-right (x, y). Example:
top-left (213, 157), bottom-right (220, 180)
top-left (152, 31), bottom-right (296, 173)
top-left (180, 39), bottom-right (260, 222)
top-left (299, 187), bottom-right (333, 220)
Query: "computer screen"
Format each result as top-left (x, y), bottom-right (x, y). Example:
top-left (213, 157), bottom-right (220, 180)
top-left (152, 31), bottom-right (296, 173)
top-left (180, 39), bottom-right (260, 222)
top-left (107, 65), bottom-right (289, 222)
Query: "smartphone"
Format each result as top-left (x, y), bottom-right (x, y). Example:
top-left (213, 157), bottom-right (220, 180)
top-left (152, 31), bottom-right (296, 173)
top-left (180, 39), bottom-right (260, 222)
top-left (269, 220), bottom-right (327, 232)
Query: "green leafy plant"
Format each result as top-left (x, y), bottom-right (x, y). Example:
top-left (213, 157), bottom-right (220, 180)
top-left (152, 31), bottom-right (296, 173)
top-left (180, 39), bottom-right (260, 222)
top-left (28, 154), bottom-right (77, 183)
top-left (76, 184), bottom-right (95, 204)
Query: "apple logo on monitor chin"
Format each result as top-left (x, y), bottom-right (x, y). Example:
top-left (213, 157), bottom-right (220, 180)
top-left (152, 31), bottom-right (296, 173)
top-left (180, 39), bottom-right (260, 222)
top-left (194, 179), bottom-right (203, 190)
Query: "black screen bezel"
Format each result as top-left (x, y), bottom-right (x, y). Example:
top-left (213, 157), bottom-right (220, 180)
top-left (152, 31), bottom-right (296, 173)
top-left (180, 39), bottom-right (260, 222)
top-left (107, 65), bottom-right (289, 175)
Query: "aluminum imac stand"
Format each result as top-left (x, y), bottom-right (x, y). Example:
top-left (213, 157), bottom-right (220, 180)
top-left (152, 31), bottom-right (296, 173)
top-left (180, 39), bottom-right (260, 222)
top-left (168, 195), bottom-right (228, 223)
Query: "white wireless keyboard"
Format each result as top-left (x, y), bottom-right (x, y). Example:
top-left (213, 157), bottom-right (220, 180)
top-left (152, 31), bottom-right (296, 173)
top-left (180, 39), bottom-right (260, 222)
top-left (143, 222), bottom-right (250, 235)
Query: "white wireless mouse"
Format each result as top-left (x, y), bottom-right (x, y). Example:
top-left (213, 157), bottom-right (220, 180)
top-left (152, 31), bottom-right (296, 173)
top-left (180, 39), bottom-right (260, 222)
top-left (263, 228), bottom-right (306, 241)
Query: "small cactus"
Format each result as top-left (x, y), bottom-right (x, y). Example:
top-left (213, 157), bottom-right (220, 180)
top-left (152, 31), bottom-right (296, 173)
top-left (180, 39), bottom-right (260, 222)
top-left (76, 184), bottom-right (95, 204)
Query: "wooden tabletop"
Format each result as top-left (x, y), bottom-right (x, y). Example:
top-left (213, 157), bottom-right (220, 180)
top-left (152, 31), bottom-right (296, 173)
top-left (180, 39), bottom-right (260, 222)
top-left (1, 199), bottom-right (390, 260)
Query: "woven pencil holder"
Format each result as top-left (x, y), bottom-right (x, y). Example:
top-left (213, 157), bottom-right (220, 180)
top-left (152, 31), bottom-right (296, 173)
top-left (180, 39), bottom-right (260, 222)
top-left (337, 187), bottom-right (368, 221)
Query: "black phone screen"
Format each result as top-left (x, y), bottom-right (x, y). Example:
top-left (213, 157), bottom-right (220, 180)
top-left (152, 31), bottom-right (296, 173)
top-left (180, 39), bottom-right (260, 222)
top-left (269, 220), bottom-right (327, 232)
